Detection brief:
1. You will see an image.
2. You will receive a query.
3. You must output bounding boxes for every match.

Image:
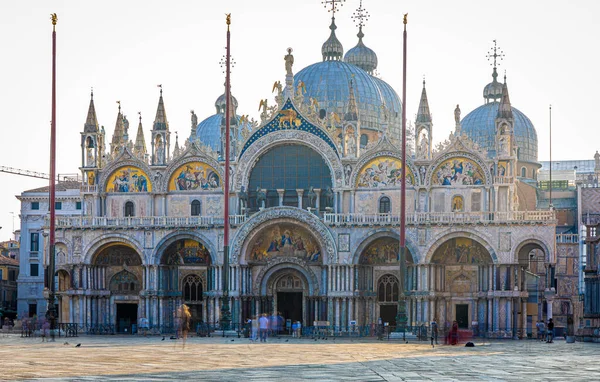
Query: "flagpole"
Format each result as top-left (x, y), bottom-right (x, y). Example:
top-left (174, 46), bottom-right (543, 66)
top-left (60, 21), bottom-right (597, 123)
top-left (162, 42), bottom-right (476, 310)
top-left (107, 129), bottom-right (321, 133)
top-left (549, 104), bottom-right (552, 208)
top-left (396, 13), bottom-right (408, 339)
top-left (220, 13), bottom-right (232, 332)
top-left (47, 13), bottom-right (58, 341)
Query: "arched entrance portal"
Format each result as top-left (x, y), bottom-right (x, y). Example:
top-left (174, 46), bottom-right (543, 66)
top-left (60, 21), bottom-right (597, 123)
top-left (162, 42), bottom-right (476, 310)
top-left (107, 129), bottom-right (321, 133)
top-left (92, 243), bottom-right (143, 333)
top-left (430, 237), bottom-right (493, 330)
top-left (159, 239), bottom-right (211, 330)
top-left (356, 236), bottom-right (414, 327)
top-left (267, 270), bottom-right (307, 332)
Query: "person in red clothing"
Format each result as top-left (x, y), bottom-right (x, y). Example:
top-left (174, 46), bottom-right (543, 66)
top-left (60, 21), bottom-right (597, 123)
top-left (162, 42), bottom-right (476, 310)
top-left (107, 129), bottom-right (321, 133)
top-left (449, 320), bottom-right (459, 345)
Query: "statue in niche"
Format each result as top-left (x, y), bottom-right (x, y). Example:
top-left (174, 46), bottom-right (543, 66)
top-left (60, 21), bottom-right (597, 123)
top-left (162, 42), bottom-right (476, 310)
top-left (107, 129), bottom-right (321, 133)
top-left (256, 186), bottom-right (266, 209)
top-left (344, 164), bottom-right (352, 185)
top-left (454, 104), bottom-right (461, 125)
top-left (594, 151), bottom-right (600, 168)
top-left (323, 186), bottom-right (334, 209)
top-left (418, 131), bottom-right (429, 157)
top-left (307, 186), bottom-right (317, 209)
top-left (238, 186), bottom-right (248, 212)
top-left (345, 131), bottom-right (356, 157)
top-left (284, 47), bottom-right (294, 76)
top-left (156, 136), bottom-right (165, 165)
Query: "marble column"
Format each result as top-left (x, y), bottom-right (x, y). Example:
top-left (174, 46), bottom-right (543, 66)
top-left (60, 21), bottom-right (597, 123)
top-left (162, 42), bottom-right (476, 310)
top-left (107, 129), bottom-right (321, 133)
top-left (296, 189), bottom-right (304, 209)
top-left (349, 191), bottom-right (355, 213)
top-left (276, 189), bottom-right (284, 206)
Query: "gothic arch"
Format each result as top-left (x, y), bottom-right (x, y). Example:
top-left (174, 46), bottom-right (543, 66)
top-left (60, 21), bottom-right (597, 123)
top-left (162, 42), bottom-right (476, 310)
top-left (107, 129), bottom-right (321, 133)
top-left (352, 229), bottom-right (418, 265)
top-left (152, 230), bottom-right (217, 265)
top-left (231, 206), bottom-right (337, 265)
top-left (424, 230), bottom-right (497, 264)
top-left (83, 234), bottom-right (145, 265)
top-left (234, 130), bottom-right (344, 190)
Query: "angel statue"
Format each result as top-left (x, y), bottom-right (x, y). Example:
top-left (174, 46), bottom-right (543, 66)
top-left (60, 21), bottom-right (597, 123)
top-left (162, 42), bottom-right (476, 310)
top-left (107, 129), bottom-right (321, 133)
top-left (272, 81), bottom-right (282, 96)
top-left (258, 99), bottom-right (268, 122)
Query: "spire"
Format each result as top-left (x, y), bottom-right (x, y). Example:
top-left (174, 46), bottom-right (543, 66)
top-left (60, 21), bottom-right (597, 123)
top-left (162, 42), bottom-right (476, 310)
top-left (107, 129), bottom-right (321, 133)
top-left (110, 101), bottom-right (125, 153)
top-left (153, 85), bottom-right (169, 131)
top-left (84, 89), bottom-right (99, 133)
top-left (497, 80), bottom-right (513, 120)
top-left (416, 78), bottom-right (432, 123)
top-left (134, 112), bottom-right (147, 159)
top-left (173, 132), bottom-right (181, 157)
top-left (345, 78), bottom-right (359, 121)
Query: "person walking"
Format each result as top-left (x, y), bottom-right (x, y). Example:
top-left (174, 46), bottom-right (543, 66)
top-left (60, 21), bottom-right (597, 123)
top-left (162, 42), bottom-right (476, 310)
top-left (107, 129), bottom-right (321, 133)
top-left (251, 315), bottom-right (259, 342)
top-left (180, 304), bottom-right (192, 349)
top-left (431, 319), bottom-right (439, 348)
top-left (259, 313), bottom-right (269, 343)
top-left (546, 318), bottom-right (554, 343)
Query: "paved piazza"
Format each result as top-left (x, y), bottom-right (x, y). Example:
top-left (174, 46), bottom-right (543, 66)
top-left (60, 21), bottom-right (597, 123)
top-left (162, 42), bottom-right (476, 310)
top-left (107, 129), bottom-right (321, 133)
top-left (0, 335), bottom-right (597, 381)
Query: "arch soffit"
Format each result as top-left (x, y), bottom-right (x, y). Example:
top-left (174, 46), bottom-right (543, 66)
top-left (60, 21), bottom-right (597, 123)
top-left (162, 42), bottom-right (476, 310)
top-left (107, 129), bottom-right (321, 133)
top-left (152, 230), bottom-right (218, 265)
top-left (98, 148), bottom-right (154, 192)
top-left (423, 230), bottom-right (498, 264)
top-left (425, 151), bottom-right (492, 187)
top-left (350, 149), bottom-right (420, 188)
top-left (234, 130), bottom-right (344, 190)
top-left (352, 228), bottom-right (418, 265)
top-left (256, 259), bottom-right (319, 296)
top-left (83, 234), bottom-right (145, 265)
top-left (160, 149), bottom-right (224, 192)
top-left (231, 206), bottom-right (337, 265)
top-left (514, 238), bottom-right (552, 262)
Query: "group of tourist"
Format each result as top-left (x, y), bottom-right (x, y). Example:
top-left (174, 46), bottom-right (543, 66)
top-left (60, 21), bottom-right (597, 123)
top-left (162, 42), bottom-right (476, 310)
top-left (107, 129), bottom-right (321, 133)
top-left (247, 312), bottom-right (296, 342)
top-left (536, 318), bottom-right (555, 343)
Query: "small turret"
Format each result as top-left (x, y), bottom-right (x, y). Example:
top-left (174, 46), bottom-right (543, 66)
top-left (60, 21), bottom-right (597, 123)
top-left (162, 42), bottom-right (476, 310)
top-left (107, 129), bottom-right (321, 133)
top-left (322, 17), bottom-right (344, 61)
top-left (151, 86), bottom-right (170, 166)
top-left (415, 79), bottom-right (432, 160)
top-left (80, 90), bottom-right (104, 185)
top-left (110, 101), bottom-right (125, 157)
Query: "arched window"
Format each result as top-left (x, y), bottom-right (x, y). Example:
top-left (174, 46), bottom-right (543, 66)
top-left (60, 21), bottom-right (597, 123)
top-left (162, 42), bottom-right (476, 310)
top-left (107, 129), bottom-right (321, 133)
top-left (191, 200), bottom-right (201, 216)
top-left (378, 274), bottom-right (399, 302)
top-left (124, 201), bottom-right (135, 217)
top-left (521, 167), bottom-right (527, 178)
top-left (360, 134), bottom-right (369, 149)
top-left (532, 168), bottom-right (536, 180)
top-left (379, 196), bottom-right (391, 213)
top-left (183, 274), bottom-right (203, 302)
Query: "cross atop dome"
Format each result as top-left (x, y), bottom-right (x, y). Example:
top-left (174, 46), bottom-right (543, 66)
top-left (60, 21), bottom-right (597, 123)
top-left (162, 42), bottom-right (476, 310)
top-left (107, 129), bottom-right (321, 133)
top-left (486, 40), bottom-right (505, 70)
top-left (351, 0), bottom-right (369, 29)
top-left (322, 0), bottom-right (345, 16)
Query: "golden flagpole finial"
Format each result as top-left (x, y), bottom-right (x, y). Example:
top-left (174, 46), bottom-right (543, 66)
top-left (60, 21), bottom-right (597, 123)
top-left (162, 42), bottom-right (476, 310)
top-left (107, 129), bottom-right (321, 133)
top-left (51, 13), bottom-right (58, 30)
top-left (403, 13), bottom-right (408, 25)
top-left (226, 13), bottom-right (231, 30)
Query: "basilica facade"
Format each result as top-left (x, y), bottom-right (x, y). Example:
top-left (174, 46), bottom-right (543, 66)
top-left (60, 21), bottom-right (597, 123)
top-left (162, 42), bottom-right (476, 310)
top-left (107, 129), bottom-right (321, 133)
top-left (17, 9), bottom-right (557, 336)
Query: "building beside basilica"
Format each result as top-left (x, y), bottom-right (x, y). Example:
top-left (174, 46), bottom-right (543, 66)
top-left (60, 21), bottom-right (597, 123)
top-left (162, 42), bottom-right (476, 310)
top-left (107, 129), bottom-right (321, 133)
top-left (17, 6), bottom-right (565, 337)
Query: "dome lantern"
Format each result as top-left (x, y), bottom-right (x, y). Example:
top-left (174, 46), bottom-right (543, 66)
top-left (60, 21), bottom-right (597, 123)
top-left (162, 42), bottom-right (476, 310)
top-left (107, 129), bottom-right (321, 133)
top-left (344, 0), bottom-right (377, 74)
top-left (322, 17), bottom-right (344, 61)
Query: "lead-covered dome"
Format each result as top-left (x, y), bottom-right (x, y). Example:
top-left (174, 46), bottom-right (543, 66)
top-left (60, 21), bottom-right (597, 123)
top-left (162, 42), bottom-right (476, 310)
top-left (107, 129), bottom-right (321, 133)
top-left (344, 27), bottom-right (377, 74)
top-left (196, 93), bottom-right (250, 155)
top-left (461, 102), bottom-right (538, 163)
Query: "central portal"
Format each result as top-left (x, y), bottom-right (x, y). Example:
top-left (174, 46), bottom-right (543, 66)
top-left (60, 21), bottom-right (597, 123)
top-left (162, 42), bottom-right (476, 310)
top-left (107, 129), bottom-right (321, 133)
top-left (116, 303), bottom-right (138, 334)
top-left (277, 292), bottom-right (303, 326)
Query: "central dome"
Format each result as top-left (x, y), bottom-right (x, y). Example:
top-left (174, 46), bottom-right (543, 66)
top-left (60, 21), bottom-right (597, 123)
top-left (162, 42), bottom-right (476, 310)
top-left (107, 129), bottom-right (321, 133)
top-left (294, 61), bottom-right (401, 136)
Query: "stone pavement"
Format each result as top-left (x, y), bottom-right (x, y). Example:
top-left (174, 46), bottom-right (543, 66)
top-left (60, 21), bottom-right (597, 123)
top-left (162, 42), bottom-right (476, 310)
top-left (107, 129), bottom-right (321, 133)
top-left (0, 334), bottom-right (597, 381)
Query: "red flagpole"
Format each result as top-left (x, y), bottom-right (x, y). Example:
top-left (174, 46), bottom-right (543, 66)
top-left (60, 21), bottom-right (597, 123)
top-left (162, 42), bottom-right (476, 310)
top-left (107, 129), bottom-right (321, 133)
top-left (397, 13), bottom-right (408, 335)
top-left (47, 13), bottom-right (58, 340)
top-left (221, 13), bottom-right (232, 331)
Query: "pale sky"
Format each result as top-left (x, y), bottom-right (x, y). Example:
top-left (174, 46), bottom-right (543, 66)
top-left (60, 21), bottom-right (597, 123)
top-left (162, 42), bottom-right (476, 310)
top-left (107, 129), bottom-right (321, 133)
top-left (0, 0), bottom-right (598, 241)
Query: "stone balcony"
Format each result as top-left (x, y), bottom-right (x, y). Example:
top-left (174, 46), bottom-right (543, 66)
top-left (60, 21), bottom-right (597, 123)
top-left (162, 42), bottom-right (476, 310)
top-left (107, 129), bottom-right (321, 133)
top-left (48, 209), bottom-right (556, 231)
